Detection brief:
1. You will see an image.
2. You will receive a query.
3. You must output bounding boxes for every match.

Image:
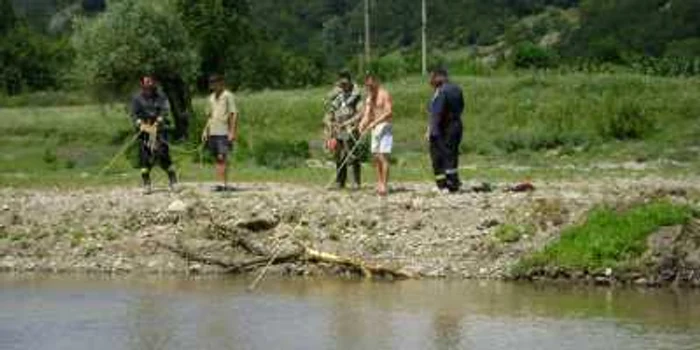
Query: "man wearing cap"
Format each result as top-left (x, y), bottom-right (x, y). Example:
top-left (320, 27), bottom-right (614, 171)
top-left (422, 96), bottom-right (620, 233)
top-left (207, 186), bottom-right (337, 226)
top-left (359, 72), bottom-right (393, 196)
top-left (427, 68), bottom-right (464, 193)
top-left (130, 75), bottom-right (178, 194)
top-left (324, 71), bottom-right (363, 190)
top-left (202, 74), bottom-right (238, 191)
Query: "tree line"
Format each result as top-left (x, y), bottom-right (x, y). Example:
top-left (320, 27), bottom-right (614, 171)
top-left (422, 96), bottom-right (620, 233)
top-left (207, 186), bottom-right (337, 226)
top-left (1, 0), bottom-right (698, 136)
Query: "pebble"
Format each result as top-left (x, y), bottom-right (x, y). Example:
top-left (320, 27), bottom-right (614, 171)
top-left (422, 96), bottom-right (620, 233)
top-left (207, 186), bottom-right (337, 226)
top-left (167, 200), bottom-right (188, 213)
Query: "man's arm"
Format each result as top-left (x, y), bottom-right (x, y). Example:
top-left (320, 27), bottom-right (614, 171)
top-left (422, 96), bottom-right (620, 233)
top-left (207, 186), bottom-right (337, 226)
top-left (227, 93), bottom-right (239, 141)
top-left (130, 96), bottom-right (144, 129)
top-left (157, 95), bottom-right (171, 126)
top-left (429, 89), bottom-right (447, 136)
top-left (358, 99), bottom-right (372, 133)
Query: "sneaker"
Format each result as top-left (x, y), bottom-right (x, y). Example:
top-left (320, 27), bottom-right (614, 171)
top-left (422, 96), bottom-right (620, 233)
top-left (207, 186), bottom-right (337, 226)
top-left (142, 184), bottom-right (153, 195)
top-left (349, 183), bottom-right (361, 191)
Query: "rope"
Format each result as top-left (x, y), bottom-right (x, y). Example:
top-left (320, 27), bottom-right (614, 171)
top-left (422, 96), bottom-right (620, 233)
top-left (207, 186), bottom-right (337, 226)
top-left (325, 130), bottom-right (369, 188)
top-left (97, 132), bottom-right (140, 177)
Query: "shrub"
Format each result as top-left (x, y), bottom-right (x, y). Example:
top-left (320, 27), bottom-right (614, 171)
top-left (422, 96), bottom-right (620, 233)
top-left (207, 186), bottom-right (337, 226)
top-left (602, 101), bottom-right (655, 141)
top-left (512, 41), bottom-right (559, 69)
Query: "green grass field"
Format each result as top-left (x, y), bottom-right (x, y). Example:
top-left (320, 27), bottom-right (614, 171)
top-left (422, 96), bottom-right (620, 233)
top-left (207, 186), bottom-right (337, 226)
top-left (1, 73), bottom-right (699, 187)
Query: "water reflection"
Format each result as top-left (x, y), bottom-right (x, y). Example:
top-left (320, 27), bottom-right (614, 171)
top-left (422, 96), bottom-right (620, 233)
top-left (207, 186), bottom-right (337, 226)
top-left (1, 276), bottom-right (699, 350)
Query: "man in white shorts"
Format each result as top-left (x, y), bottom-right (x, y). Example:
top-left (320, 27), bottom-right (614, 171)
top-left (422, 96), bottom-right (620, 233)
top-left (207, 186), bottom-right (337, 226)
top-left (359, 72), bottom-right (393, 196)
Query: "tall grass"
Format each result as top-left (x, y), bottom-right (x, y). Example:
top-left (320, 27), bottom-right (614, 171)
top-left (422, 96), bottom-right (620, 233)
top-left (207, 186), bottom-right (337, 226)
top-left (1, 73), bottom-right (699, 176)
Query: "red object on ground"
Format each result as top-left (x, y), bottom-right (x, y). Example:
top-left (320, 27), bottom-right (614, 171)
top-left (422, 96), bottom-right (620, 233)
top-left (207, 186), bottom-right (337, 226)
top-left (508, 182), bottom-right (535, 192)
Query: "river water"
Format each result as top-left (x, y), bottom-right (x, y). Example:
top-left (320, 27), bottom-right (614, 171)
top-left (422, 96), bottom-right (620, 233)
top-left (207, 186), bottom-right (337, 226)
top-left (1, 275), bottom-right (699, 350)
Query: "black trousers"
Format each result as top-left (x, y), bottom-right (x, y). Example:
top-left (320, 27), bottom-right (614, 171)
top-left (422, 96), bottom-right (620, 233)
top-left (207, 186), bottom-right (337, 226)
top-left (430, 122), bottom-right (463, 191)
top-left (139, 133), bottom-right (176, 184)
top-left (335, 134), bottom-right (361, 187)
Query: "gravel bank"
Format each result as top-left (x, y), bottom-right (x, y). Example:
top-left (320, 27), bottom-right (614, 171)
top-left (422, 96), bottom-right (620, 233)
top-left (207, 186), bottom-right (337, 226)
top-left (1, 178), bottom-right (699, 279)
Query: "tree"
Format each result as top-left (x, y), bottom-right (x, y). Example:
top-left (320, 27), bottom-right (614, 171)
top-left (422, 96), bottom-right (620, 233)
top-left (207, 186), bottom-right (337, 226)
top-left (72, 0), bottom-right (199, 139)
top-left (177, 0), bottom-right (252, 90)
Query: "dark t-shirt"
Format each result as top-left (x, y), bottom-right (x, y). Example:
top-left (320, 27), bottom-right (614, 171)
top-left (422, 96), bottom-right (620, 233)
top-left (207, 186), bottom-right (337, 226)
top-left (130, 91), bottom-right (170, 126)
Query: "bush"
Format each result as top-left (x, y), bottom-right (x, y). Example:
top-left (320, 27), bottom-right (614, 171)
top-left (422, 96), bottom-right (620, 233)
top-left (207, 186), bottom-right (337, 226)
top-left (602, 101), bottom-right (655, 141)
top-left (367, 53), bottom-right (410, 81)
top-left (512, 41), bottom-right (559, 69)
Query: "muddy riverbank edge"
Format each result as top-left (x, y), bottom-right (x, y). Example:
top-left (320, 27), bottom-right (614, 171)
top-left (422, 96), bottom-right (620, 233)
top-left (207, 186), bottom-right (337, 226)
top-left (1, 179), bottom-right (700, 287)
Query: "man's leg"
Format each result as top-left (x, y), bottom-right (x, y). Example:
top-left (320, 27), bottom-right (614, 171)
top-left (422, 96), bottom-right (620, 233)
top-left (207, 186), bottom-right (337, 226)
top-left (157, 143), bottom-right (178, 189)
top-left (430, 137), bottom-right (448, 190)
top-left (350, 158), bottom-right (361, 189)
top-left (372, 155), bottom-right (381, 193)
top-left (211, 136), bottom-right (230, 189)
top-left (348, 135), bottom-right (361, 188)
top-left (445, 123), bottom-right (463, 193)
top-left (139, 141), bottom-right (154, 193)
top-left (335, 139), bottom-right (348, 188)
top-left (377, 153), bottom-right (390, 195)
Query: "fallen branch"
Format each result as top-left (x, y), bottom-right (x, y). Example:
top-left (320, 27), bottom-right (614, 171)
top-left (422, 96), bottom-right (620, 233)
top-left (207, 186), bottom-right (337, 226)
top-left (156, 239), bottom-right (412, 280)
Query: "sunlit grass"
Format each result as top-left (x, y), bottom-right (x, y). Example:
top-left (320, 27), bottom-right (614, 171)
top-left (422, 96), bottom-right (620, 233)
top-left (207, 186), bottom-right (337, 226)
top-left (1, 73), bottom-right (699, 187)
top-left (516, 201), bottom-right (694, 272)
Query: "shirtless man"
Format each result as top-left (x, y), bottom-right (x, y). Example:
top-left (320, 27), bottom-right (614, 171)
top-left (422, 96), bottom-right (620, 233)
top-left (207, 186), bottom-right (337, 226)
top-left (359, 72), bottom-right (393, 196)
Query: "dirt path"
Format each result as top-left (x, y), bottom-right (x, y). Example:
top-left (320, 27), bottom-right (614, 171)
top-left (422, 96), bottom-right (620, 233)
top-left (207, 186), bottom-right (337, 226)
top-left (1, 178), bottom-right (699, 278)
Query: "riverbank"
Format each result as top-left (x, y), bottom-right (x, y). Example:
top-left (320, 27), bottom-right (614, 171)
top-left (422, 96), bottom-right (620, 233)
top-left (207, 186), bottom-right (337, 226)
top-left (2, 178), bottom-right (699, 286)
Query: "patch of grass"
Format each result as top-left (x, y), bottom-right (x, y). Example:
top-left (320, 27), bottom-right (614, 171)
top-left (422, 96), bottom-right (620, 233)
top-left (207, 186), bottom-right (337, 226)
top-left (70, 231), bottom-right (86, 248)
top-left (494, 224), bottom-right (535, 243)
top-left (516, 201), bottom-right (693, 272)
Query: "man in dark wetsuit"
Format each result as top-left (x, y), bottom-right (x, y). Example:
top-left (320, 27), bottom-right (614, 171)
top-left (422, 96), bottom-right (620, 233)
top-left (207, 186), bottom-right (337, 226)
top-left (427, 68), bottom-right (464, 193)
top-left (324, 71), bottom-right (364, 190)
top-left (130, 76), bottom-right (177, 194)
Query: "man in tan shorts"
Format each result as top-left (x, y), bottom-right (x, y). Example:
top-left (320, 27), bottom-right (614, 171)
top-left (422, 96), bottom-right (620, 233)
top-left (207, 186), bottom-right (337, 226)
top-left (202, 74), bottom-right (238, 191)
top-left (359, 72), bottom-right (393, 196)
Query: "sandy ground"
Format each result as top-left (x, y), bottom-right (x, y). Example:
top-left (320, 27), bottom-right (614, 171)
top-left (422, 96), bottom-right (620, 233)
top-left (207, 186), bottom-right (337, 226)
top-left (1, 177), bottom-right (699, 278)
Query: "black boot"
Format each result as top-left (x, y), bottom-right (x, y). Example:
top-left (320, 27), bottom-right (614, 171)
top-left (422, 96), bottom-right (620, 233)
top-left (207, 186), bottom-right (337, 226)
top-left (141, 170), bottom-right (152, 194)
top-left (167, 170), bottom-right (178, 191)
top-left (446, 173), bottom-right (461, 193)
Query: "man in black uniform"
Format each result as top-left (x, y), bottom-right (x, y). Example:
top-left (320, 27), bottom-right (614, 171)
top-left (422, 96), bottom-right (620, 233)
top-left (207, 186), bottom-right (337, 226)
top-left (130, 76), bottom-right (178, 193)
top-left (427, 68), bottom-right (464, 193)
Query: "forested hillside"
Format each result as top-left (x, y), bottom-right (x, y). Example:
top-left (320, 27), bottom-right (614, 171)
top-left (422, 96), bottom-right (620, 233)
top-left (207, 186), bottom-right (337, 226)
top-left (1, 0), bottom-right (698, 95)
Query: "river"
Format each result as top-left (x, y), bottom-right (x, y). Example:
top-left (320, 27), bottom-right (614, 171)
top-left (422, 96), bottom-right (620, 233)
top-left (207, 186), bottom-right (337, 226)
top-left (1, 275), bottom-right (699, 350)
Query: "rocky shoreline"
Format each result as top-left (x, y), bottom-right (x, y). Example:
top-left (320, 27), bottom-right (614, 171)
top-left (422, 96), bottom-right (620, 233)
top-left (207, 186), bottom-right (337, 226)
top-left (1, 179), bottom-right (699, 285)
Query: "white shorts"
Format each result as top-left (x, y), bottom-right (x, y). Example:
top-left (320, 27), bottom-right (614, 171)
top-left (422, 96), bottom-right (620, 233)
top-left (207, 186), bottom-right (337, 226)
top-left (371, 122), bottom-right (393, 154)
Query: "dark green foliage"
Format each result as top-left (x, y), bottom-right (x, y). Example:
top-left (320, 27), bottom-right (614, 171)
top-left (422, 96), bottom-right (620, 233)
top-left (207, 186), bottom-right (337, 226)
top-left (0, 0), bottom-right (73, 95)
top-left (562, 0), bottom-right (700, 67)
top-left (603, 102), bottom-right (655, 141)
top-left (513, 42), bottom-right (559, 69)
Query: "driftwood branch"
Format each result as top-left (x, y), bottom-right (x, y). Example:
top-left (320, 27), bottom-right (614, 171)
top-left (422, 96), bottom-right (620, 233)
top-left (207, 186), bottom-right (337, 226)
top-left (156, 239), bottom-right (411, 280)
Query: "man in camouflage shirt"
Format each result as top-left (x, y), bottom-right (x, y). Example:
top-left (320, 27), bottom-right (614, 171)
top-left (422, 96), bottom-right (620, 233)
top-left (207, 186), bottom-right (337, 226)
top-left (324, 71), bottom-right (363, 190)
